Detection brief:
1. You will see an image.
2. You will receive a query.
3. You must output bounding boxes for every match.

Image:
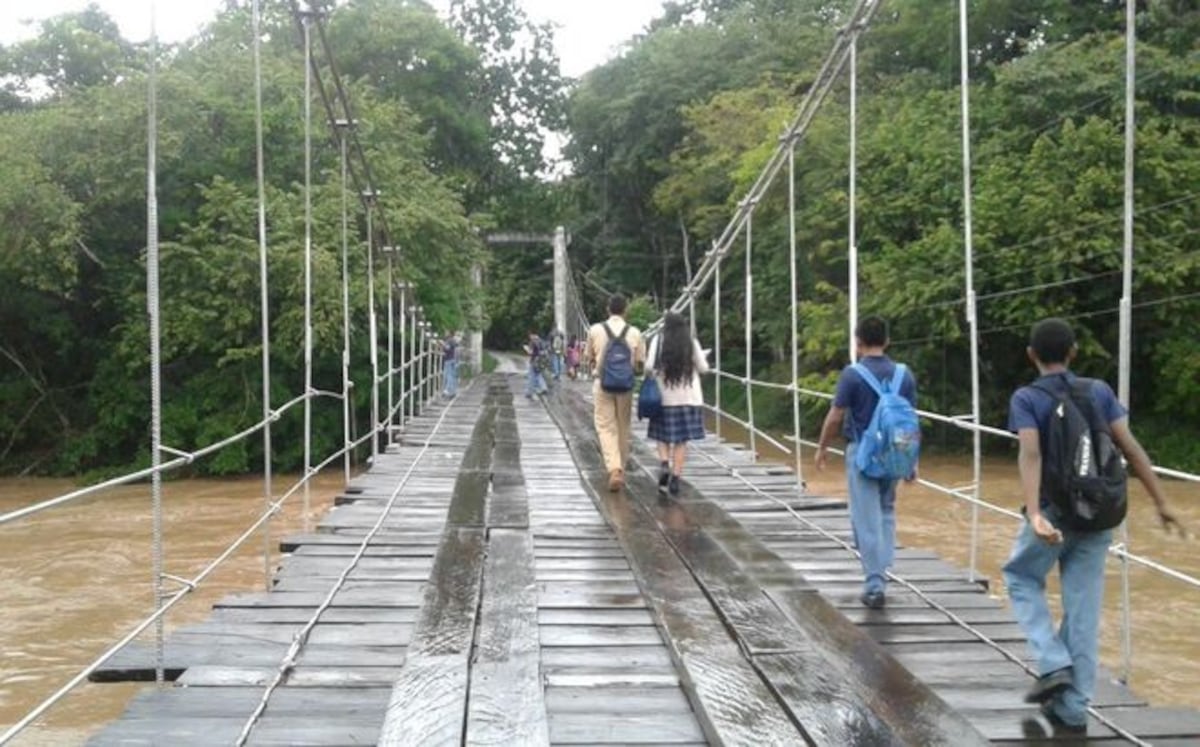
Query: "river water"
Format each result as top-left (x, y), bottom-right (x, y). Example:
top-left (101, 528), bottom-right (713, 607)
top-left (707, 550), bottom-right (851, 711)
top-left (0, 474), bottom-right (341, 745)
top-left (0, 442), bottom-right (1196, 744)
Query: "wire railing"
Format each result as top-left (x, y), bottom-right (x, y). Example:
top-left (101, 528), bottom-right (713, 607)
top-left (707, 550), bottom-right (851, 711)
top-left (639, 0), bottom-right (1196, 692)
top-left (0, 1), bottom-right (459, 742)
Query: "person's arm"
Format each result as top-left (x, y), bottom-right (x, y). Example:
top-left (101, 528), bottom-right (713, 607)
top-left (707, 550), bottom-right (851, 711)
top-left (635, 332), bottom-right (647, 374)
top-left (1015, 428), bottom-right (1062, 542)
top-left (693, 339), bottom-right (711, 375)
top-left (645, 337), bottom-right (658, 377)
top-left (815, 406), bottom-right (845, 471)
top-left (1110, 418), bottom-right (1185, 534)
top-left (584, 330), bottom-right (597, 369)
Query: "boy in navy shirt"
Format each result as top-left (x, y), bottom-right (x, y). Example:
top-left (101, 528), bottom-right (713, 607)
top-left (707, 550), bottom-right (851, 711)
top-left (1004, 318), bottom-right (1182, 734)
top-left (816, 316), bottom-right (917, 609)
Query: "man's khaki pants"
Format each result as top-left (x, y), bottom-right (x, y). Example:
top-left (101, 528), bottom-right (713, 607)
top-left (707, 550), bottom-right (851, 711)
top-left (593, 387), bottom-right (633, 474)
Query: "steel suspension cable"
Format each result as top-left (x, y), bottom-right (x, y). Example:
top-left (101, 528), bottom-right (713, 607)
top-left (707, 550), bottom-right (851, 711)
top-left (743, 214), bottom-right (757, 461)
top-left (252, 0), bottom-right (274, 592)
top-left (655, 0), bottom-right (882, 327)
top-left (713, 253), bottom-right (722, 441)
top-left (338, 121), bottom-right (353, 485)
top-left (366, 199), bottom-right (380, 463)
top-left (848, 33), bottom-right (859, 364)
top-left (302, 12), bottom-right (314, 533)
top-left (235, 383), bottom-right (467, 744)
top-left (1117, 0), bottom-right (1138, 684)
top-left (957, 0), bottom-right (984, 585)
top-left (387, 251), bottom-right (395, 445)
top-left (145, 0), bottom-right (166, 686)
top-left (787, 144), bottom-right (804, 490)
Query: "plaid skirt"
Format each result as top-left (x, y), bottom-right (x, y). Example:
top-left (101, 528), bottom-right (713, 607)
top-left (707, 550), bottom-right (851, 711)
top-left (647, 405), bottom-right (706, 444)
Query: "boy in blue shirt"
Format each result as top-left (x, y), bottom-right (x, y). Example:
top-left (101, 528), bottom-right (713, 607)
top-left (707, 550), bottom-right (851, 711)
top-left (816, 316), bottom-right (917, 609)
top-left (1004, 318), bottom-right (1182, 734)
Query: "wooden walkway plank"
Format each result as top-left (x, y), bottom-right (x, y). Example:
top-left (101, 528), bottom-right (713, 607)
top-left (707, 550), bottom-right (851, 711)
top-left (374, 537), bottom-right (486, 744)
top-left (511, 379), bottom-right (707, 746)
top-left (551, 385), bottom-right (994, 747)
top-left (542, 389), bottom-right (803, 745)
top-left (466, 529), bottom-right (550, 745)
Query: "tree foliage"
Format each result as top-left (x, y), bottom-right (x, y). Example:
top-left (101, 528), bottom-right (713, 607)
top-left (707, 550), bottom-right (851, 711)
top-left (563, 0), bottom-right (1200, 466)
top-left (0, 0), bottom-right (560, 476)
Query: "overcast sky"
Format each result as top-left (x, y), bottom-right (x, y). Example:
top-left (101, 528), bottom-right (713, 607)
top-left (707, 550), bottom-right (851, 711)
top-left (0, 0), bottom-right (666, 77)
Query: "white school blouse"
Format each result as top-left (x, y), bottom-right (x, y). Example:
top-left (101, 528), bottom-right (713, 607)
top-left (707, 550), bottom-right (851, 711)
top-left (645, 336), bottom-right (710, 408)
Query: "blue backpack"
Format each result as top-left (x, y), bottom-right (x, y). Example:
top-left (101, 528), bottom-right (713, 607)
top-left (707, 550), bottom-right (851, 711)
top-left (600, 322), bottom-right (635, 393)
top-left (853, 362), bottom-right (920, 480)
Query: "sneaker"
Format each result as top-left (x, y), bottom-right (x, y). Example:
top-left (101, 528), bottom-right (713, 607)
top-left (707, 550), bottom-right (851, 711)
top-left (658, 462), bottom-right (670, 491)
top-left (1024, 667), bottom-right (1073, 705)
top-left (1041, 704), bottom-right (1087, 735)
top-left (667, 475), bottom-right (681, 495)
top-left (860, 590), bottom-right (886, 609)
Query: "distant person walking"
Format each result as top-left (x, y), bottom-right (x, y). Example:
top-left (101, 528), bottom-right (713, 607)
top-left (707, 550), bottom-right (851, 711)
top-left (566, 335), bottom-right (581, 379)
top-left (523, 331), bottom-right (549, 399)
top-left (550, 328), bottom-right (566, 382)
top-left (1003, 318), bottom-right (1183, 735)
top-left (815, 316), bottom-right (919, 610)
top-left (441, 331), bottom-right (459, 398)
top-left (586, 294), bottom-right (645, 491)
top-left (645, 312), bottom-right (710, 496)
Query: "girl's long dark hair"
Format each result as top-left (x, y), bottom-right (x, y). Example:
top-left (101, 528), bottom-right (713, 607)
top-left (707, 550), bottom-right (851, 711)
top-left (658, 312), bottom-right (694, 387)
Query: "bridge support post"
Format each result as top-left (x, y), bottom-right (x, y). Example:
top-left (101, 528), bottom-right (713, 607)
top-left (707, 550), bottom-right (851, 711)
top-left (471, 263), bottom-right (484, 377)
top-left (553, 226), bottom-right (567, 337)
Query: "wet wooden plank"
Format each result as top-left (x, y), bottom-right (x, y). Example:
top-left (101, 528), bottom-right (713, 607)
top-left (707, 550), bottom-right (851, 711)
top-left (538, 608), bottom-right (656, 626)
top-left (177, 665), bottom-right (401, 688)
top-left (539, 625), bottom-right (664, 647)
top-left (466, 528), bottom-right (550, 746)
top-left (119, 686), bottom-right (390, 718)
top-left (546, 712), bottom-right (707, 744)
top-left (377, 523), bottom-right (486, 744)
top-left (167, 621), bottom-right (412, 648)
top-left (545, 685), bottom-right (694, 714)
top-left (93, 641), bottom-right (409, 680)
top-left (213, 589), bottom-right (424, 608)
top-left (543, 392), bottom-right (803, 745)
top-left (90, 716), bottom-right (382, 746)
top-left (540, 646), bottom-right (675, 671)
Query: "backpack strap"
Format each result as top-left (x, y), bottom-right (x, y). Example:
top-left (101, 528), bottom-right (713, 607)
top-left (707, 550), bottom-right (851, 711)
top-left (852, 362), bottom-right (886, 397)
top-left (889, 363), bottom-right (907, 392)
top-left (602, 322), bottom-right (614, 340)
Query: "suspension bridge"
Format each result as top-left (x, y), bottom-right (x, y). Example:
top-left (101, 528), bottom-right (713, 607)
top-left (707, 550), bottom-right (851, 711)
top-left (2, 0), bottom-right (1199, 744)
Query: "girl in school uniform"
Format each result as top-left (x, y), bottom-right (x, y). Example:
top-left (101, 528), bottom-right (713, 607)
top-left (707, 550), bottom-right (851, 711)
top-left (645, 312), bottom-right (710, 495)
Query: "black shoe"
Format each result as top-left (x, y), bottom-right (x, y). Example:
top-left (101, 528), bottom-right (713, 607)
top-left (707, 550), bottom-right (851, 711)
top-left (1041, 704), bottom-right (1087, 735)
top-left (668, 475), bottom-right (681, 495)
top-left (860, 590), bottom-right (885, 609)
top-left (1024, 667), bottom-right (1074, 704)
top-left (658, 463), bottom-right (670, 490)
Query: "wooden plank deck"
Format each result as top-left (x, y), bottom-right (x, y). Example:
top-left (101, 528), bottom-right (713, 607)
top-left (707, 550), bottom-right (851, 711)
top-left (84, 373), bottom-right (1200, 746)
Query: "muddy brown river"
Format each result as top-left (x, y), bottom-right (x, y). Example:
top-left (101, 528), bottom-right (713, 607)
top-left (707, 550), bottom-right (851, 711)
top-left (0, 473), bottom-right (341, 745)
top-left (1, 439), bottom-right (1197, 743)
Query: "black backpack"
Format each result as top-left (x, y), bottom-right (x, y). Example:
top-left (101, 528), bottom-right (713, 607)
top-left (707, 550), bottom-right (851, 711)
top-left (1033, 377), bottom-right (1127, 531)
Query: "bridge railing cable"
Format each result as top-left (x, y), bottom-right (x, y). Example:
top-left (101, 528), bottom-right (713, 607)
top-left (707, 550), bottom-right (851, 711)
top-left (0, 0), bottom-right (452, 740)
top-left (639, 0), bottom-right (1197, 694)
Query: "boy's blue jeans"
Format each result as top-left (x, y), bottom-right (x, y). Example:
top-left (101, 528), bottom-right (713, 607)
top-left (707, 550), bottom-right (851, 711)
top-left (844, 443), bottom-right (897, 596)
top-left (443, 360), bottom-right (458, 397)
top-left (1003, 510), bottom-right (1111, 727)
top-left (525, 363), bottom-right (547, 397)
